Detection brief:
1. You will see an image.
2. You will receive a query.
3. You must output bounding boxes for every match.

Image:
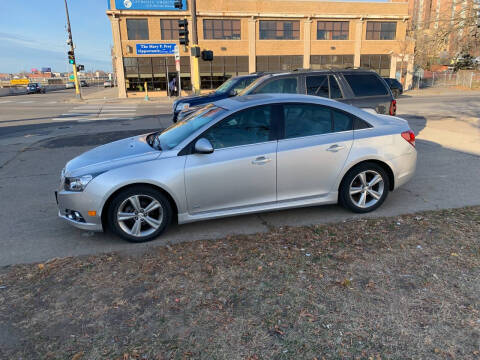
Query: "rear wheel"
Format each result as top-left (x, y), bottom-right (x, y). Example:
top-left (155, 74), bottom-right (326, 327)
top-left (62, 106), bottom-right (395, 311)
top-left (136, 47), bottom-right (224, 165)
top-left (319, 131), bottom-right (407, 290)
top-left (107, 185), bottom-right (172, 242)
top-left (339, 163), bottom-right (389, 213)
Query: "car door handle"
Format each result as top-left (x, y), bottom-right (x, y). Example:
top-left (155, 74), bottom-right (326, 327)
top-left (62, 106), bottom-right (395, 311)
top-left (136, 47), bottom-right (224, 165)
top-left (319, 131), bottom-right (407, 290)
top-left (326, 144), bottom-right (345, 152)
top-left (252, 156), bottom-right (271, 165)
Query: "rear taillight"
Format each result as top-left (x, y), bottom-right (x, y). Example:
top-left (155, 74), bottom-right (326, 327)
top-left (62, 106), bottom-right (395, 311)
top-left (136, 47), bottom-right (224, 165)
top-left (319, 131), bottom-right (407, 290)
top-left (401, 130), bottom-right (415, 147)
top-left (389, 99), bottom-right (397, 116)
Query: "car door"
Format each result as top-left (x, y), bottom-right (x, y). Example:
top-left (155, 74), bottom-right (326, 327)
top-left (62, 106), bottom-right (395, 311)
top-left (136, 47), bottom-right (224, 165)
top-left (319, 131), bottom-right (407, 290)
top-left (277, 103), bottom-right (353, 201)
top-left (184, 105), bottom-right (278, 214)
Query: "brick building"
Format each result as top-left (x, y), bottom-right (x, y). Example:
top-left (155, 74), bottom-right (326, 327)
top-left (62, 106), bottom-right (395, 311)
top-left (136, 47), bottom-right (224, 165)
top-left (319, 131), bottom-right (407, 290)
top-left (107, 0), bottom-right (414, 97)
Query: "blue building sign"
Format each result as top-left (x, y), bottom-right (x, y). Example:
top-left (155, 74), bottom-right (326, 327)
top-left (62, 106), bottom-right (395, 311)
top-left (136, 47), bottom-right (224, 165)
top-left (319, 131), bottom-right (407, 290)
top-left (114, 0), bottom-right (187, 10)
top-left (136, 43), bottom-right (176, 55)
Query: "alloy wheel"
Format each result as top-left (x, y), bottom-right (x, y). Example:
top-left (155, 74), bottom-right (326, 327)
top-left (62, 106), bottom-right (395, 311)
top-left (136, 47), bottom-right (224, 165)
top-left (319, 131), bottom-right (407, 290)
top-left (116, 194), bottom-right (163, 237)
top-left (349, 170), bottom-right (385, 209)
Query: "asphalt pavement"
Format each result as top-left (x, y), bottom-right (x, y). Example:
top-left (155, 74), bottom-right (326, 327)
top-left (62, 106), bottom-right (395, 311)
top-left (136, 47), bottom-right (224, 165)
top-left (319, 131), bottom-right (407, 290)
top-left (0, 87), bottom-right (479, 266)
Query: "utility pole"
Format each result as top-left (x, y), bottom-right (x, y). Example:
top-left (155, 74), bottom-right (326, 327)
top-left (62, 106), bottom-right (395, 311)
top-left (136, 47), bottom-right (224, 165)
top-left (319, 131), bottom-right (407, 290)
top-left (64, 0), bottom-right (82, 99)
top-left (190, 0), bottom-right (201, 94)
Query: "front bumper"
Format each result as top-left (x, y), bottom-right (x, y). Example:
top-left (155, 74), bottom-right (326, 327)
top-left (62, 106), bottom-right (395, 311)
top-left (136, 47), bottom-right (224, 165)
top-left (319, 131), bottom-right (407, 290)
top-left (56, 190), bottom-right (104, 232)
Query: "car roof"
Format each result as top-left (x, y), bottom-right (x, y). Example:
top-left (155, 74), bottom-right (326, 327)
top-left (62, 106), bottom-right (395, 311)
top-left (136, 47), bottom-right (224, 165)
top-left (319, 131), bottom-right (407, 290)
top-left (214, 93), bottom-right (344, 112)
top-left (214, 93), bottom-right (395, 128)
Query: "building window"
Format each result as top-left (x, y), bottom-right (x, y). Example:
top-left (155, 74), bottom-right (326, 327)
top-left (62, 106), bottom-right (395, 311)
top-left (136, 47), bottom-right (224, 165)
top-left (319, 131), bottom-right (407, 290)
top-left (256, 55), bottom-right (303, 72)
top-left (161, 19), bottom-right (179, 40)
top-left (366, 22), bottom-right (396, 40)
top-left (259, 21), bottom-right (300, 40)
top-left (310, 55), bottom-right (354, 69)
top-left (317, 21), bottom-right (349, 40)
top-left (360, 54), bottom-right (391, 76)
top-left (203, 19), bottom-right (241, 40)
top-left (126, 19), bottom-right (149, 40)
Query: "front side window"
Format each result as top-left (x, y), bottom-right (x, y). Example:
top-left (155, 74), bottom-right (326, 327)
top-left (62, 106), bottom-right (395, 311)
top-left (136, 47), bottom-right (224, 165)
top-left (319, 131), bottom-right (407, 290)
top-left (204, 19), bottom-right (241, 40)
top-left (343, 74), bottom-right (389, 96)
top-left (283, 104), bottom-right (332, 139)
top-left (329, 76), bottom-right (343, 99)
top-left (366, 22), bottom-right (397, 40)
top-left (259, 21), bottom-right (300, 40)
top-left (317, 21), bottom-right (349, 40)
top-left (161, 19), bottom-right (179, 40)
top-left (203, 106), bottom-right (273, 149)
top-left (254, 77), bottom-right (298, 94)
top-left (126, 19), bottom-right (149, 40)
top-left (157, 105), bottom-right (224, 150)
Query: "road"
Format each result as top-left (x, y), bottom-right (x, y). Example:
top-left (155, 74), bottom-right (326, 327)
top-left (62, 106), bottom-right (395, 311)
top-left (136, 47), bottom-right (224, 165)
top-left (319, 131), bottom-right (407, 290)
top-left (0, 88), bottom-right (479, 266)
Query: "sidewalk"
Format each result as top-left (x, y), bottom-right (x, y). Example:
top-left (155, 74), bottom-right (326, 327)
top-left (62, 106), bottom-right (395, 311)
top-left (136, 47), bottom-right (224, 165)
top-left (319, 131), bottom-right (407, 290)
top-left (404, 86), bottom-right (480, 97)
top-left (64, 87), bottom-right (175, 105)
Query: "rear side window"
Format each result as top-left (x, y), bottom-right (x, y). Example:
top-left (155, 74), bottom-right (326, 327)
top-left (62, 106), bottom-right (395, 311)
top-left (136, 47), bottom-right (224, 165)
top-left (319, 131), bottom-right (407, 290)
top-left (343, 74), bottom-right (389, 97)
top-left (306, 75), bottom-right (329, 97)
top-left (306, 75), bottom-right (343, 99)
top-left (333, 110), bottom-right (353, 132)
top-left (283, 103), bottom-right (332, 138)
top-left (329, 76), bottom-right (343, 99)
top-left (255, 77), bottom-right (298, 94)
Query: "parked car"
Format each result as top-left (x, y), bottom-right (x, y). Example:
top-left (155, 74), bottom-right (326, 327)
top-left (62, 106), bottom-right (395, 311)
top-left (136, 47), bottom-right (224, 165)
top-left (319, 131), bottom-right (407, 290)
top-left (80, 80), bottom-right (89, 87)
top-left (104, 80), bottom-right (114, 88)
top-left (177, 69), bottom-right (396, 122)
top-left (172, 73), bottom-right (265, 122)
top-left (26, 83), bottom-right (46, 94)
top-left (383, 77), bottom-right (403, 98)
top-left (65, 82), bottom-right (75, 89)
top-left (56, 94), bottom-right (416, 242)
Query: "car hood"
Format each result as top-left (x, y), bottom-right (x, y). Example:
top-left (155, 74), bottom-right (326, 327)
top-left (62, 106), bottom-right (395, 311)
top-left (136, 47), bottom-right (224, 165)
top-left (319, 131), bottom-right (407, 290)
top-left (175, 91), bottom-right (227, 107)
top-left (64, 133), bottom-right (160, 177)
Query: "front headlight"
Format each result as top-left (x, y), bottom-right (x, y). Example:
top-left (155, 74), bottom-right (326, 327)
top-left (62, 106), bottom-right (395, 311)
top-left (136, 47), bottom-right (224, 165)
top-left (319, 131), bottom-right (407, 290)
top-left (175, 103), bottom-right (189, 112)
top-left (64, 175), bottom-right (93, 192)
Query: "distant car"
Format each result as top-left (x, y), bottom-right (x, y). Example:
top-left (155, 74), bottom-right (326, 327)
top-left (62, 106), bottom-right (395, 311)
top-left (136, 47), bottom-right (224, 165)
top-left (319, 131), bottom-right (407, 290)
top-left (65, 82), bottom-right (75, 89)
top-left (172, 73), bottom-right (264, 122)
top-left (176, 69), bottom-right (396, 122)
top-left (104, 80), bottom-right (114, 88)
top-left (383, 78), bottom-right (403, 98)
top-left (26, 83), bottom-right (45, 94)
top-left (80, 80), bottom-right (89, 87)
top-left (56, 94), bottom-right (417, 242)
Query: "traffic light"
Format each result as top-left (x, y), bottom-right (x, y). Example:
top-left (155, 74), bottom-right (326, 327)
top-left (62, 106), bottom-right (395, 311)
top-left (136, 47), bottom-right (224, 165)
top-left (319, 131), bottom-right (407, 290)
top-left (201, 50), bottom-right (214, 61)
top-left (178, 19), bottom-right (189, 46)
top-left (174, 0), bottom-right (183, 9)
top-left (68, 50), bottom-right (75, 64)
top-left (76, 64), bottom-right (84, 72)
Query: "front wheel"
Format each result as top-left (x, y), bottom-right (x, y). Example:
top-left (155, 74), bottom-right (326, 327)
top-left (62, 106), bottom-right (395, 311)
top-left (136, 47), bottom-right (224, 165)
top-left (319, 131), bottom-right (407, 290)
top-left (107, 185), bottom-right (172, 242)
top-left (339, 163), bottom-right (389, 213)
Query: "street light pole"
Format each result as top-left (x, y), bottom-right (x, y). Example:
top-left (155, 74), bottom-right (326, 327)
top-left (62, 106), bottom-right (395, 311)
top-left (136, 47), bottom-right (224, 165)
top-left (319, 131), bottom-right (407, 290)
top-left (190, 0), bottom-right (201, 94)
top-left (64, 0), bottom-right (82, 99)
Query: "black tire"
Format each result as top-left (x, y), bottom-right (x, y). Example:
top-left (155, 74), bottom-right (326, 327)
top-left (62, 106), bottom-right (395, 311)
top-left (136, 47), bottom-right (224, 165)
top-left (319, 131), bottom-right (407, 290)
top-left (339, 162), bottom-right (390, 213)
top-left (107, 185), bottom-right (172, 243)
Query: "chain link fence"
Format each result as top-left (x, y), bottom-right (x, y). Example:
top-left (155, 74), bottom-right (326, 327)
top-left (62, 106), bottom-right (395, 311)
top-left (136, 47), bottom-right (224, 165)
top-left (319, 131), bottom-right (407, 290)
top-left (412, 70), bottom-right (480, 89)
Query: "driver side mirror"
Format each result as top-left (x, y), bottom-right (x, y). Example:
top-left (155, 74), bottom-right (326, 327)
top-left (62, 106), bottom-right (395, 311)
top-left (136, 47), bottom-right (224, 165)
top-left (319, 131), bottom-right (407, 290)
top-left (228, 89), bottom-right (238, 97)
top-left (194, 138), bottom-right (214, 154)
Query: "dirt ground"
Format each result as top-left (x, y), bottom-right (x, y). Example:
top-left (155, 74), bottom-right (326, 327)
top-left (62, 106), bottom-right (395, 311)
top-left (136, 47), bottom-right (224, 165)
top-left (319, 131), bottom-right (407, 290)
top-left (0, 207), bottom-right (479, 360)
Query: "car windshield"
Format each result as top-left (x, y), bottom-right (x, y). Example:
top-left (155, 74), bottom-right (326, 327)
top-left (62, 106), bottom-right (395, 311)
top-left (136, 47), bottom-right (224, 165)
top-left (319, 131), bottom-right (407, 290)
top-left (155, 104), bottom-right (225, 150)
top-left (214, 77), bottom-right (236, 94)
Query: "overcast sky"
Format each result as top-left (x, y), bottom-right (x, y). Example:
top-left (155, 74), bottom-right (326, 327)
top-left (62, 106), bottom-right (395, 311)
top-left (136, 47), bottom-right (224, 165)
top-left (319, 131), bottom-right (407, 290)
top-left (0, 0), bottom-right (113, 73)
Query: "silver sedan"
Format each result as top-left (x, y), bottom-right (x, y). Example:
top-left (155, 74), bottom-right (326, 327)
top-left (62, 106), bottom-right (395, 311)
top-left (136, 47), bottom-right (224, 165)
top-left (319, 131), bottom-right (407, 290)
top-left (56, 94), bottom-right (417, 242)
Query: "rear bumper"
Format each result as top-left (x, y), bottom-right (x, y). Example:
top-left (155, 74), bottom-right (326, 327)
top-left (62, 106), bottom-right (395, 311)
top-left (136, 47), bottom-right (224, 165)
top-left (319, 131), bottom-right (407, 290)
top-left (391, 149), bottom-right (417, 189)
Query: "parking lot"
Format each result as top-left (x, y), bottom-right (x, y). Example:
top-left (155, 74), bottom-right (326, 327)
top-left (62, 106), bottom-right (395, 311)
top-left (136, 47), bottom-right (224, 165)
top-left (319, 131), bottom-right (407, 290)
top-left (0, 88), bottom-right (479, 266)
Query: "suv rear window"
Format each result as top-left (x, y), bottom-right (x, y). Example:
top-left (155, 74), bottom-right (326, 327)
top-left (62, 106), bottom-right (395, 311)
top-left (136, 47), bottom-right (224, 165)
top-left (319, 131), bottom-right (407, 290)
top-left (343, 74), bottom-right (389, 97)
